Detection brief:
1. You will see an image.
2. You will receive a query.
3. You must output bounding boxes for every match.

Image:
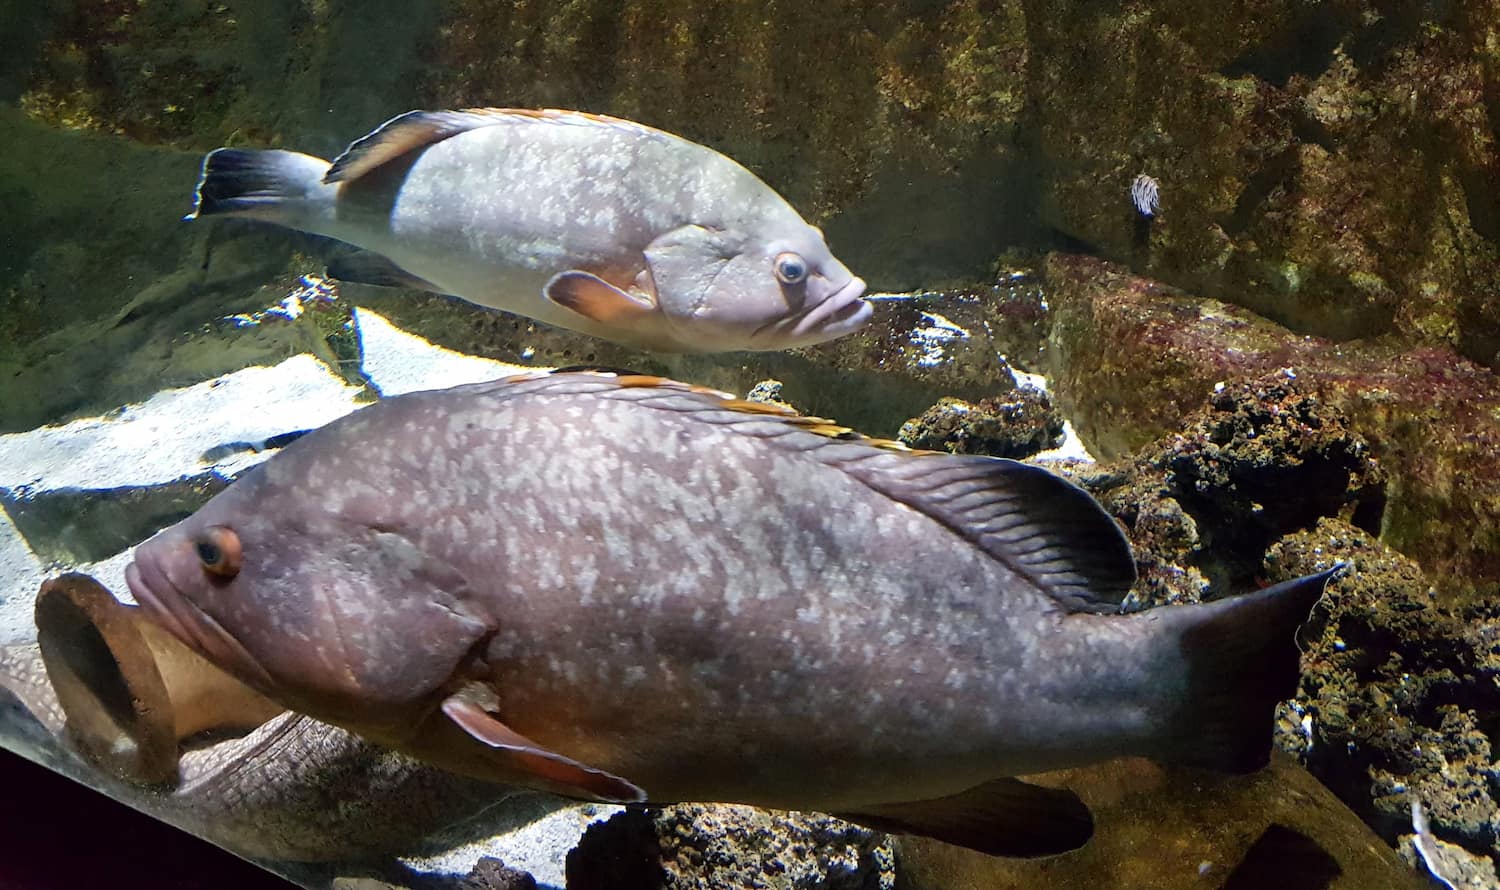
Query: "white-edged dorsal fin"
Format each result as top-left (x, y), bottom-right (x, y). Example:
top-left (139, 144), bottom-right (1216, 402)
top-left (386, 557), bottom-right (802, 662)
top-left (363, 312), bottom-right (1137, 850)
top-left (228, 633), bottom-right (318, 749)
top-left (323, 108), bottom-right (665, 184)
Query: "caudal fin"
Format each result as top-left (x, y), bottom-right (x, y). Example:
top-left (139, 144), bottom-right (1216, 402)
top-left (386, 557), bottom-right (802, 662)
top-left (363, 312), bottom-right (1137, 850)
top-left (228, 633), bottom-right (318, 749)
top-left (1165, 566), bottom-right (1342, 773)
top-left (187, 148), bottom-right (331, 221)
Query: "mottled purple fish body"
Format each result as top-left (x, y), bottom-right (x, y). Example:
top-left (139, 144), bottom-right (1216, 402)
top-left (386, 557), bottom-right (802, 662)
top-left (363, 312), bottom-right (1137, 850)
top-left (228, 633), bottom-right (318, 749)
top-left (126, 372), bottom-right (1336, 858)
top-left (188, 109), bottom-right (870, 353)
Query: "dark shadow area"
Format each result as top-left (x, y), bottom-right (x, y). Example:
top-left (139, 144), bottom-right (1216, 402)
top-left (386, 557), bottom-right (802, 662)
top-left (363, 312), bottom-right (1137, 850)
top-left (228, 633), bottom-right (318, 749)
top-left (0, 475), bottom-right (228, 566)
top-left (1221, 6), bottom-right (1356, 86)
top-left (0, 0), bottom-right (63, 103)
top-left (1220, 824), bottom-right (1342, 890)
top-left (0, 746), bottom-right (294, 889)
top-left (564, 807), bottom-right (665, 890)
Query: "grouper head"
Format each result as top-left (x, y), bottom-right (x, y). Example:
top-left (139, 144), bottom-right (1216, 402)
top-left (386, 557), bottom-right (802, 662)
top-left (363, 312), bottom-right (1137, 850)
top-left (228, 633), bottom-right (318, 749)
top-left (640, 214), bottom-right (871, 352)
top-left (124, 472), bottom-right (490, 737)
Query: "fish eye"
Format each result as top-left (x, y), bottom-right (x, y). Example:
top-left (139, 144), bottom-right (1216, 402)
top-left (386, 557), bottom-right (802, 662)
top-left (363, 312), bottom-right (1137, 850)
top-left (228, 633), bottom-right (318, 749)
top-left (773, 252), bottom-right (808, 286)
top-left (195, 526), bottom-right (242, 579)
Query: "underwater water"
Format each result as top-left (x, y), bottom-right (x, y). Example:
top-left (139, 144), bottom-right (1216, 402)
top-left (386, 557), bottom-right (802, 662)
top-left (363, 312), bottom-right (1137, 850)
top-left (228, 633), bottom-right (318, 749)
top-left (1, 1), bottom-right (1498, 888)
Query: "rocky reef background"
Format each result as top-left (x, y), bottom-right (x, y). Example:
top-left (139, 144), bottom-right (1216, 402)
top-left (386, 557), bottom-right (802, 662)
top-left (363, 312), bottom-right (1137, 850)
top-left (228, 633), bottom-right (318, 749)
top-left (1, 0), bottom-right (1499, 886)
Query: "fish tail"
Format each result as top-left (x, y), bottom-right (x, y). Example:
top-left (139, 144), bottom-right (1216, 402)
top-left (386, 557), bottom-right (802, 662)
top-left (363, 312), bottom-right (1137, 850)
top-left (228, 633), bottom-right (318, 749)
top-left (187, 148), bottom-right (332, 222)
top-left (1157, 566), bottom-right (1342, 773)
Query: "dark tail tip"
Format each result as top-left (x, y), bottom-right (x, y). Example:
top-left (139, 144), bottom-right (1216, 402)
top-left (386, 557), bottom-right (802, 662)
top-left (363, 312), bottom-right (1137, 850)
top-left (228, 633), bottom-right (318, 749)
top-left (1169, 564), bottom-right (1344, 773)
top-left (187, 148), bottom-right (327, 220)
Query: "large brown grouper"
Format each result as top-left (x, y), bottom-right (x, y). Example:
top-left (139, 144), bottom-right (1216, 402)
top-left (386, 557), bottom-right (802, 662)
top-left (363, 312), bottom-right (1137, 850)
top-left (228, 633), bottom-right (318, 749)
top-left (125, 371), bottom-right (1338, 858)
top-left (189, 109), bottom-right (870, 353)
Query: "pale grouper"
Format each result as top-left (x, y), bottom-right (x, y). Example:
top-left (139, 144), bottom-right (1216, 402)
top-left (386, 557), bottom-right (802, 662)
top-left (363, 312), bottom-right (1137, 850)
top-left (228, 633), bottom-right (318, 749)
top-left (126, 371), bottom-right (1338, 858)
top-left (188, 109), bottom-right (871, 353)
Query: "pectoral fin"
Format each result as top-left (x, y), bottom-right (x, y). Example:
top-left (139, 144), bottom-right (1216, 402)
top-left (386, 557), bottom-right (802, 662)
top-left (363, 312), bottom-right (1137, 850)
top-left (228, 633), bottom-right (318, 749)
top-left (441, 695), bottom-right (645, 803)
top-left (544, 271), bottom-right (655, 326)
top-left (836, 777), bottom-right (1094, 858)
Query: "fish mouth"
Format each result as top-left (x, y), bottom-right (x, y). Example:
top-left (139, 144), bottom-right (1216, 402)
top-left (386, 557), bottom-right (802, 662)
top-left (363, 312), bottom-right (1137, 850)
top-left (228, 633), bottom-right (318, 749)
top-left (755, 276), bottom-right (872, 348)
top-left (126, 557), bottom-right (277, 692)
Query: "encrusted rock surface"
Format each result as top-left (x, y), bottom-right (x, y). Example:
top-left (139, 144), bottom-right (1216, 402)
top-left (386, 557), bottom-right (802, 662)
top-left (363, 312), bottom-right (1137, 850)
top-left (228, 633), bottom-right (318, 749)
top-left (1266, 518), bottom-right (1500, 866)
top-left (1045, 253), bottom-right (1500, 603)
top-left (898, 361), bottom-right (1064, 459)
top-left (1047, 371), bottom-right (1496, 874)
top-left (1055, 372), bottom-right (1384, 602)
top-left (565, 805), bottom-right (895, 890)
top-left (1020, 0), bottom-right (1500, 367)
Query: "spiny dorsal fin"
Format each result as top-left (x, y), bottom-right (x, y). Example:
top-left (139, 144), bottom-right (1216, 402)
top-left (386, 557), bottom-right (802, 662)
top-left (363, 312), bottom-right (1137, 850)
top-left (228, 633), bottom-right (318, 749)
top-left (323, 107), bottom-right (666, 184)
top-left (837, 450), bottom-right (1137, 611)
top-left (480, 370), bottom-right (1136, 610)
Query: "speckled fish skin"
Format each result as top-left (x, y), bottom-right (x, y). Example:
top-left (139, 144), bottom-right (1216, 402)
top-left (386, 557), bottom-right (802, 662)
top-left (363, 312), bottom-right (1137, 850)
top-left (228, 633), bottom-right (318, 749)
top-left (188, 109), bottom-right (871, 353)
top-left (125, 372), bottom-right (1333, 848)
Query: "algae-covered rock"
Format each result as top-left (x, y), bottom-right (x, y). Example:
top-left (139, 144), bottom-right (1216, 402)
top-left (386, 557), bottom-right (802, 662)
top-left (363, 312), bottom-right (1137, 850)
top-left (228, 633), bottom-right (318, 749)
top-left (1022, 0), bottom-right (1500, 368)
top-left (1055, 371), bottom-right (1384, 602)
top-left (1267, 518), bottom-right (1500, 863)
top-left (1045, 252), bottom-right (1500, 603)
top-left (898, 385), bottom-right (1064, 459)
top-left (10, 0), bottom-right (1500, 380)
top-left (1141, 372), bottom-right (1383, 590)
top-left (0, 108), bottom-right (202, 346)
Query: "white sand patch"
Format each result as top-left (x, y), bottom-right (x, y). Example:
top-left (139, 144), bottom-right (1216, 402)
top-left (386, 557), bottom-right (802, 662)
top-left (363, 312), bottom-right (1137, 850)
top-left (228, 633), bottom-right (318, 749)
top-left (0, 511), bottom-right (46, 645)
top-left (0, 354), bottom-right (366, 492)
top-left (1009, 366), bottom-right (1096, 463)
top-left (356, 308), bottom-right (532, 397)
top-left (402, 803), bottom-right (622, 890)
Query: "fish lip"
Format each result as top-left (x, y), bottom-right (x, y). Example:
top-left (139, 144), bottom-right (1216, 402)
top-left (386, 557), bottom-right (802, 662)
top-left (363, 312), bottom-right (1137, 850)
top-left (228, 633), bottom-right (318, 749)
top-left (126, 559), bottom-right (195, 645)
top-left (126, 555), bottom-right (277, 692)
top-left (753, 276), bottom-right (871, 347)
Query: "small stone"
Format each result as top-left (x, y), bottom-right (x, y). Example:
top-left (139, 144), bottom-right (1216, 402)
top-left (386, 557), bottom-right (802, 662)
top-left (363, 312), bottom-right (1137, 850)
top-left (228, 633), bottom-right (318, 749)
top-left (898, 382), bottom-right (1065, 460)
top-left (745, 379), bottom-right (799, 414)
top-left (458, 856), bottom-right (537, 890)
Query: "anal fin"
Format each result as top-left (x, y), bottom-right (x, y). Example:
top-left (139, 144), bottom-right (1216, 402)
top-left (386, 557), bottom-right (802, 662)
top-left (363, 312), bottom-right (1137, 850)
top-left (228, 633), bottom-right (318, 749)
top-left (836, 776), bottom-right (1094, 858)
top-left (441, 695), bottom-right (645, 803)
top-left (327, 250), bottom-right (443, 292)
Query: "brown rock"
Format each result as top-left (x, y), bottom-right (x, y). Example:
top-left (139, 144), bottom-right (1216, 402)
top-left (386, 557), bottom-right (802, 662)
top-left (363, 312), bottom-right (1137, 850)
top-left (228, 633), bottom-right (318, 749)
top-left (898, 380), bottom-right (1065, 459)
top-left (561, 804), bottom-right (895, 890)
top-left (1045, 253), bottom-right (1500, 602)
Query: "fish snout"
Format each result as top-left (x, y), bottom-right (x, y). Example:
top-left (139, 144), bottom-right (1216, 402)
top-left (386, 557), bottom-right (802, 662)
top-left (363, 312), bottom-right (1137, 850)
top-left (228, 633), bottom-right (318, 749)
top-left (755, 275), bottom-right (871, 348)
top-left (126, 553), bottom-right (196, 649)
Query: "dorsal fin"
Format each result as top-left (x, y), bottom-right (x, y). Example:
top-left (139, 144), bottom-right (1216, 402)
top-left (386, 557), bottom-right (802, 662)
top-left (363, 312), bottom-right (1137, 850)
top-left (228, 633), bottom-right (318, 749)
top-left (475, 370), bottom-right (1136, 610)
top-left (834, 450), bottom-right (1137, 611)
top-left (323, 107), bottom-right (665, 184)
